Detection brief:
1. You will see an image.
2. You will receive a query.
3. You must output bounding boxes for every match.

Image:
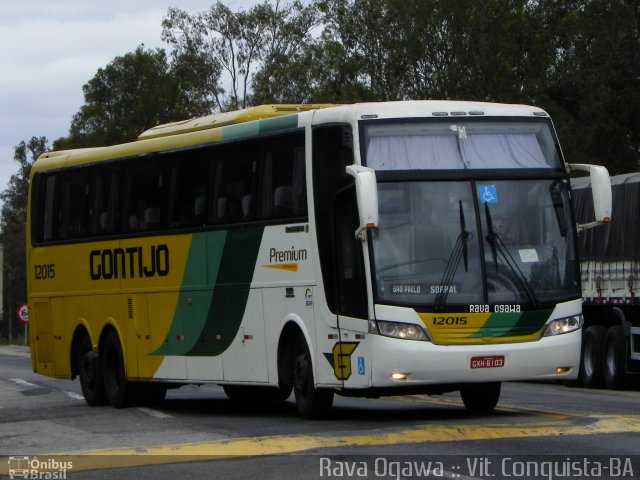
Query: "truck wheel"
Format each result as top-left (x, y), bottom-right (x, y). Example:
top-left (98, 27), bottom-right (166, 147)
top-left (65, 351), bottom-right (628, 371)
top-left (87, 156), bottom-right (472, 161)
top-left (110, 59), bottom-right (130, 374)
top-left (603, 325), bottom-right (630, 390)
top-left (293, 335), bottom-right (333, 419)
top-left (102, 331), bottom-right (137, 408)
top-left (78, 334), bottom-right (108, 406)
top-left (580, 325), bottom-right (606, 388)
top-left (460, 382), bottom-right (501, 412)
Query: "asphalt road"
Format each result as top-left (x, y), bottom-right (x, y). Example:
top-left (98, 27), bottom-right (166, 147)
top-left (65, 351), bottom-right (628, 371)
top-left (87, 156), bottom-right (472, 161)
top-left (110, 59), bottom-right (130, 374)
top-left (1, 345), bottom-right (639, 480)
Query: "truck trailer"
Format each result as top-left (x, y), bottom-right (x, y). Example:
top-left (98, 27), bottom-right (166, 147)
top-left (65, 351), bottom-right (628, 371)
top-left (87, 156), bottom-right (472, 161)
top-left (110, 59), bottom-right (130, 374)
top-left (572, 172), bottom-right (640, 389)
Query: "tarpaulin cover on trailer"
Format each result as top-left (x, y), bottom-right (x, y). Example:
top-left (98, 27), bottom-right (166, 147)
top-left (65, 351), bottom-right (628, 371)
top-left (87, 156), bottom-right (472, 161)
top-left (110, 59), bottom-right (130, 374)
top-left (571, 172), bottom-right (640, 260)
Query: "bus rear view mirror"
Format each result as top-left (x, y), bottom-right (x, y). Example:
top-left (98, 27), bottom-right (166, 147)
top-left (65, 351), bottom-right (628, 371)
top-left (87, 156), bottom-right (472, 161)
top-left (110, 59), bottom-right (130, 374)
top-left (346, 165), bottom-right (379, 239)
top-left (569, 163), bottom-right (612, 231)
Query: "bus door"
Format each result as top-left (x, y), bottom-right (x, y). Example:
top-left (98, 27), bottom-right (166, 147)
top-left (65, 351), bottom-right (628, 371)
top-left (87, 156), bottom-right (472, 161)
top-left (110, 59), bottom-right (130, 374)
top-left (312, 123), bottom-right (371, 387)
top-left (331, 185), bottom-right (371, 387)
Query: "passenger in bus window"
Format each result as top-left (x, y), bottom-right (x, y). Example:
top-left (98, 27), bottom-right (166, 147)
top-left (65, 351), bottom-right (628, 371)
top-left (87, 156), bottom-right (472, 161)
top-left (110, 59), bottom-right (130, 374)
top-left (492, 217), bottom-right (519, 244)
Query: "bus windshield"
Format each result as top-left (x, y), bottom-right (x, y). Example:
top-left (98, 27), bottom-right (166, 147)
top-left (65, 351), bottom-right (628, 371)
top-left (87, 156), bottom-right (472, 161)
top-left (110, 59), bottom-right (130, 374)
top-left (370, 178), bottom-right (579, 308)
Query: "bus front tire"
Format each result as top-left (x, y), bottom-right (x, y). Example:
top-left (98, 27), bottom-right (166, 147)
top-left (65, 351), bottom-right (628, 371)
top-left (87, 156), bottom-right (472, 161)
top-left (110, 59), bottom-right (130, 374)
top-left (581, 325), bottom-right (606, 388)
top-left (460, 382), bottom-right (501, 412)
top-left (293, 336), bottom-right (333, 419)
top-left (78, 335), bottom-right (108, 406)
top-left (102, 331), bottom-right (136, 408)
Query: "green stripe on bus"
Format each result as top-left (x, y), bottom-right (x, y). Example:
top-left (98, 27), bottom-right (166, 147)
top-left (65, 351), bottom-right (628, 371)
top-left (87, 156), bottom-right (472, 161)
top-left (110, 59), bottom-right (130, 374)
top-left (153, 228), bottom-right (265, 357)
top-left (259, 114), bottom-right (299, 133)
top-left (187, 226), bottom-right (264, 356)
top-left (152, 233), bottom-right (218, 356)
top-left (223, 121), bottom-right (260, 140)
top-left (507, 309), bottom-right (553, 336)
top-left (221, 114), bottom-right (299, 141)
top-left (469, 309), bottom-right (552, 339)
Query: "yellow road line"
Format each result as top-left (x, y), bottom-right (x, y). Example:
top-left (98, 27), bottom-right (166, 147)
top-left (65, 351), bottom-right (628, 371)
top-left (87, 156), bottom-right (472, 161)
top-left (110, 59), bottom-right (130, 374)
top-left (3, 414), bottom-right (636, 473)
top-left (392, 394), bottom-right (575, 420)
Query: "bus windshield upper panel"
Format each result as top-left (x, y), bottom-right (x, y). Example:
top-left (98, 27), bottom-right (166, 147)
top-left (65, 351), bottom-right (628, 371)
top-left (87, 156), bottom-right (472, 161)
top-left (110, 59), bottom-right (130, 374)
top-left (364, 119), bottom-right (562, 170)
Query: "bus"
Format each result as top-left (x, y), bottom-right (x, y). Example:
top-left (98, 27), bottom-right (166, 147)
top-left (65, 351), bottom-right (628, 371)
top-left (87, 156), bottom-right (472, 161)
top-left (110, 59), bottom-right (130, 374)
top-left (27, 101), bottom-right (611, 418)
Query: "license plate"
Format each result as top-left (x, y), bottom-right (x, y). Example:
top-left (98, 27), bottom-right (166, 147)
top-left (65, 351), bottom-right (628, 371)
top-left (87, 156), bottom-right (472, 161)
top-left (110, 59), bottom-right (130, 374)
top-left (470, 355), bottom-right (505, 369)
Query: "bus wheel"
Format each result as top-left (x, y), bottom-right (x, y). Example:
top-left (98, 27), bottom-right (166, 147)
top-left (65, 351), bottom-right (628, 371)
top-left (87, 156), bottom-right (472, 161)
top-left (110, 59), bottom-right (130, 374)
top-left (603, 325), bottom-right (630, 390)
top-left (581, 325), bottom-right (606, 388)
top-left (78, 335), bottom-right (108, 406)
top-left (292, 336), bottom-right (333, 419)
top-left (102, 331), bottom-right (136, 408)
top-left (460, 382), bottom-right (501, 412)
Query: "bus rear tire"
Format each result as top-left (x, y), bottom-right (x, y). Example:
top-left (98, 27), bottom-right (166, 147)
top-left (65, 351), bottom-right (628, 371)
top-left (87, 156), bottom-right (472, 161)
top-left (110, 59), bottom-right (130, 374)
top-left (102, 331), bottom-right (136, 408)
top-left (603, 325), bottom-right (630, 390)
top-left (460, 382), bottom-right (501, 412)
top-left (78, 334), bottom-right (108, 406)
top-left (581, 325), bottom-right (606, 388)
top-left (293, 336), bottom-right (333, 419)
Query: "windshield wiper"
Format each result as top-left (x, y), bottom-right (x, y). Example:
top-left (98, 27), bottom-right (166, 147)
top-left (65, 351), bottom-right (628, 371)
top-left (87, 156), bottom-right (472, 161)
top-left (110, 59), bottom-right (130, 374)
top-left (459, 200), bottom-right (469, 272)
top-left (484, 202), bottom-right (499, 267)
top-left (434, 201), bottom-right (470, 309)
top-left (483, 203), bottom-right (539, 305)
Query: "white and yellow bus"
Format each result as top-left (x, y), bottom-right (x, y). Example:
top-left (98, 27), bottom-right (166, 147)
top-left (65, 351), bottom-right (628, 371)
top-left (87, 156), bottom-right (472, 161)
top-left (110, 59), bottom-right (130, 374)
top-left (27, 101), bottom-right (611, 418)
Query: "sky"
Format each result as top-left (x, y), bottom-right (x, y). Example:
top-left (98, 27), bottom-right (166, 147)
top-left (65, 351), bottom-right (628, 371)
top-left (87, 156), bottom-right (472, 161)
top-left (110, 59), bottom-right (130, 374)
top-left (0, 0), bottom-right (257, 202)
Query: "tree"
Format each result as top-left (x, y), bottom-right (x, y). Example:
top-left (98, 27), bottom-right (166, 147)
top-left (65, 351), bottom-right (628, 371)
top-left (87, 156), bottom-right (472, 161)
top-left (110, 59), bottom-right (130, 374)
top-left (0, 137), bottom-right (48, 341)
top-left (251, 0), bottom-right (551, 104)
top-left (54, 45), bottom-right (216, 150)
top-left (312, 0), bottom-right (550, 102)
top-left (162, 0), bottom-right (322, 111)
top-left (259, 0), bottom-right (640, 174)
top-left (47, 0), bottom-right (640, 176)
top-left (539, 0), bottom-right (640, 173)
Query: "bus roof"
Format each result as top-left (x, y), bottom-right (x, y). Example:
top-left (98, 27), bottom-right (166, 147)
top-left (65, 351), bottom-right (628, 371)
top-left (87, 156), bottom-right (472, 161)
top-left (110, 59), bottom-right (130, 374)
top-left (34, 104), bottom-right (335, 172)
top-left (33, 101), bottom-right (550, 173)
top-left (138, 104), bottom-right (336, 140)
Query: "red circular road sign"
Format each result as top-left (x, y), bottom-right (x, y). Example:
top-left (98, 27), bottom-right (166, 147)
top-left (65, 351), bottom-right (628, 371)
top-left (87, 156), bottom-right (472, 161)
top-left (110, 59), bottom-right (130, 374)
top-left (17, 304), bottom-right (29, 324)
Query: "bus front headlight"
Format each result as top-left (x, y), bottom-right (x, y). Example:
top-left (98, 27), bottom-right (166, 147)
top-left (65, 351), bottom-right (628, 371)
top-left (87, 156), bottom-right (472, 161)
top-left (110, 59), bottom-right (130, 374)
top-left (543, 314), bottom-right (583, 337)
top-left (369, 320), bottom-right (431, 341)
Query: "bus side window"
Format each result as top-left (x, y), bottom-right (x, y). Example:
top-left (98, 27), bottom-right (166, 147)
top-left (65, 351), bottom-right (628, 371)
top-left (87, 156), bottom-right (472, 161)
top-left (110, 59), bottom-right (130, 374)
top-left (210, 148), bottom-right (255, 225)
top-left (292, 146), bottom-right (306, 216)
top-left (58, 169), bottom-right (90, 239)
top-left (168, 156), bottom-right (208, 228)
top-left (260, 132), bottom-right (306, 221)
top-left (124, 160), bottom-right (169, 232)
top-left (90, 168), bottom-right (119, 236)
top-left (32, 173), bottom-right (57, 243)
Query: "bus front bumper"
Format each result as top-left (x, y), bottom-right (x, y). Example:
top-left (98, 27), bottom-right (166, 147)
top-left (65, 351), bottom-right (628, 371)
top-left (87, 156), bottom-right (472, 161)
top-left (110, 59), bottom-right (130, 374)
top-left (366, 328), bottom-right (581, 388)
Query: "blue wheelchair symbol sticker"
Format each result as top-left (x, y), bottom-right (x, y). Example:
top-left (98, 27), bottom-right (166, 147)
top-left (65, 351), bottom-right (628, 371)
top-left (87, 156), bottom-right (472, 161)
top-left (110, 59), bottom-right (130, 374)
top-left (357, 356), bottom-right (366, 375)
top-left (479, 185), bottom-right (498, 204)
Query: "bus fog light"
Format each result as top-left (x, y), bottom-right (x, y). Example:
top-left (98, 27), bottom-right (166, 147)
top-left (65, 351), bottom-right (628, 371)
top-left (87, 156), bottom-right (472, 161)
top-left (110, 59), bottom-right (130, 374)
top-left (390, 372), bottom-right (408, 381)
top-left (543, 314), bottom-right (583, 337)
